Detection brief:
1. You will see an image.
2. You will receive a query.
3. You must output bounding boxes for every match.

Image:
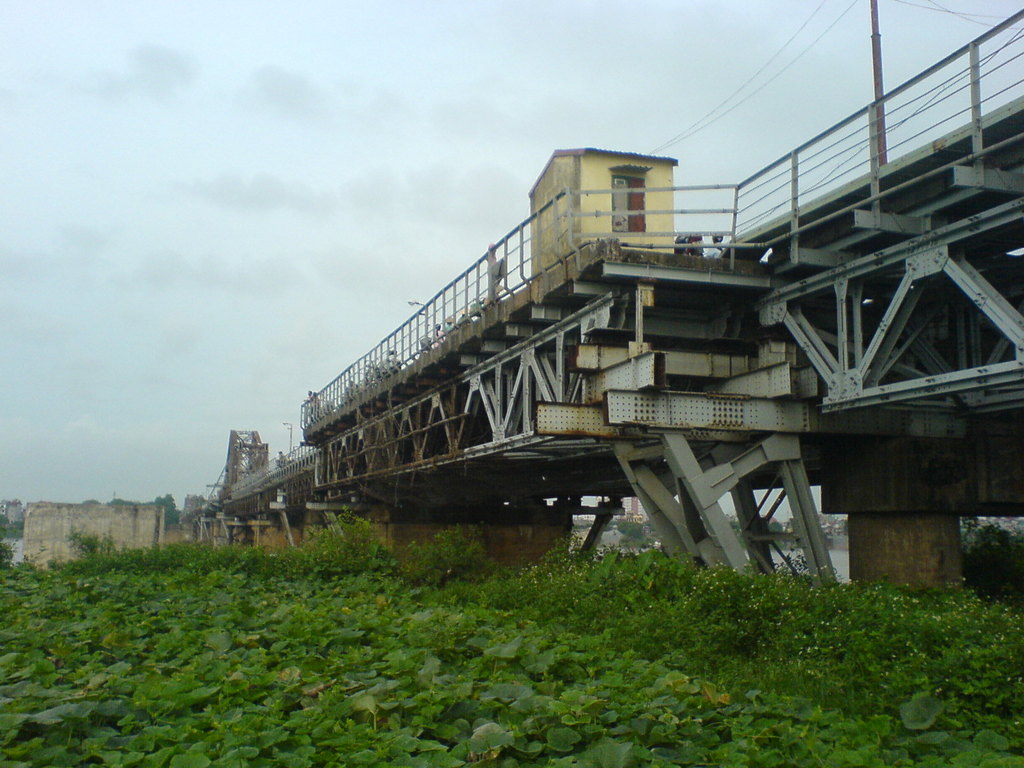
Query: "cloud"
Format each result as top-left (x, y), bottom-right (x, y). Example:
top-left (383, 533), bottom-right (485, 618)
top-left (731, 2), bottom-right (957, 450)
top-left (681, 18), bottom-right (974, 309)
top-left (59, 224), bottom-right (111, 256)
top-left (242, 66), bottom-right (331, 124)
top-left (157, 314), bottom-right (203, 358)
top-left (0, 302), bottom-right (70, 344)
top-left (428, 94), bottom-right (516, 144)
top-left (126, 248), bottom-right (307, 297)
top-left (0, 247), bottom-right (46, 282)
top-left (178, 172), bottom-right (339, 217)
top-left (88, 44), bottom-right (198, 101)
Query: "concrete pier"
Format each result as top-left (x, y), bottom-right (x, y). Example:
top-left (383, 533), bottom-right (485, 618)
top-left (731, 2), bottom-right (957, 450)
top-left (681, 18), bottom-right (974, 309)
top-left (822, 437), bottom-right (970, 586)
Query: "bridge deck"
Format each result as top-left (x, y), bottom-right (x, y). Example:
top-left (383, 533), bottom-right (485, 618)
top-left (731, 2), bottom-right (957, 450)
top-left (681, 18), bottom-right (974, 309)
top-left (739, 94), bottom-right (1024, 269)
top-left (303, 242), bottom-right (771, 445)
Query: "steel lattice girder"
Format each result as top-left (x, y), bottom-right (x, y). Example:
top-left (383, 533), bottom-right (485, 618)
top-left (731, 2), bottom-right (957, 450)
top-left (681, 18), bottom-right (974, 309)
top-left (755, 197), bottom-right (1024, 411)
top-left (756, 197), bottom-right (1024, 313)
top-left (536, 391), bottom-right (965, 438)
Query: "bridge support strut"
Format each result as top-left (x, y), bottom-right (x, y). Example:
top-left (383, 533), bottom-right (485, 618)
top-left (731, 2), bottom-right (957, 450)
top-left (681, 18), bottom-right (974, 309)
top-left (614, 433), bottom-right (835, 584)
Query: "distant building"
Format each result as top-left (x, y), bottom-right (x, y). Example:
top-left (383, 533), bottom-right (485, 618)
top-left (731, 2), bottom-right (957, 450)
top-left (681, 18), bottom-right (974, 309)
top-left (1, 499), bottom-right (25, 524)
top-left (622, 497), bottom-right (646, 523)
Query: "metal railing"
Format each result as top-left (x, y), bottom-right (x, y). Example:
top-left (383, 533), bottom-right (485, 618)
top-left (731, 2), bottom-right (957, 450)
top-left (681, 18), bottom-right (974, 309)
top-left (734, 10), bottom-right (1024, 238)
top-left (299, 183), bottom-right (752, 431)
top-left (301, 193), bottom-right (572, 430)
top-left (570, 183), bottom-right (740, 249)
top-left (232, 444), bottom-right (317, 498)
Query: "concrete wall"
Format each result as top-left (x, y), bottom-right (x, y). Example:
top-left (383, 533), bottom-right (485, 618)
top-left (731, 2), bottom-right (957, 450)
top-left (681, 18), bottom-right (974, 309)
top-left (822, 437), bottom-right (970, 586)
top-left (162, 524), bottom-right (191, 545)
top-left (23, 502), bottom-right (163, 567)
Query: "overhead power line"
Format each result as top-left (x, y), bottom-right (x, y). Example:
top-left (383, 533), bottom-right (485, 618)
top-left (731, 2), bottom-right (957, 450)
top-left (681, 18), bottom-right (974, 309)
top-left (650, 0), bottom-right (860, 155)
top-left (890, 0), bottom-right (1007, 26)
top-left (648, 0), bottom-right (831, 155)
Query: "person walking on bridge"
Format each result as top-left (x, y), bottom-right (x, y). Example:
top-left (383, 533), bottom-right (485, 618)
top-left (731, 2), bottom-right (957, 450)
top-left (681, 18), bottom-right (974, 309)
top-left (486, 243), bottom-right (506, 305)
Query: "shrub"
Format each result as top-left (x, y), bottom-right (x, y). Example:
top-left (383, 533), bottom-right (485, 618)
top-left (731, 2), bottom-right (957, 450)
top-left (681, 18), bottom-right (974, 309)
top-left (399, 525), bottom-right (492, 586)
top-left (0, 540), bottom-right (12, 569)
top-left (67, 529), bottom-right (117, 559)
top-left (963, 522), bottom-right (1024, 602)
top-left (292, 514), bottom-right (395, 577)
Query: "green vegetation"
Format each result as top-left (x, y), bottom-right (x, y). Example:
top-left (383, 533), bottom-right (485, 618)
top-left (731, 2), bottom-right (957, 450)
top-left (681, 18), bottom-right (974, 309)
top-left (0, 513), bottom-right (14, 570)
top-left (610, 519), bottom-right (647, 545)
top-left (963, 521), bottom-right (1024, 603)
top-left (153, 495), bottom-right (179, 526)
top-left (68, 530), bottom-right (118, 559)
top-left (1, 529), bottom-right (1023, 767)
top-left (399, 526), bottom-right (491, 586)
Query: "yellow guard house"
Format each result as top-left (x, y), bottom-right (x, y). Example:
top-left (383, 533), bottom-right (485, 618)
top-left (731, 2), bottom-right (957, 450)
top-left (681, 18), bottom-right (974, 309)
top-left (529, 148), bottom-right (678, 274)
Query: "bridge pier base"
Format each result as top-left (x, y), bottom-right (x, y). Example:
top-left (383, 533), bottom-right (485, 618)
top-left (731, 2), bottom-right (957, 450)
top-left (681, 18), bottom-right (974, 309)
top-left (369, 503), bottom-right (572, 566)
top-left (847, 512), bottom-right (962, 586)
top-left (822, 436), bottom-right (971, 587)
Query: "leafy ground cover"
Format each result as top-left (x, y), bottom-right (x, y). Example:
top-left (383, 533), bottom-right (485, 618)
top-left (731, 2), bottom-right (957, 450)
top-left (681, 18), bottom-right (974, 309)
top-left (1, 534), bottom-right (1023, 767)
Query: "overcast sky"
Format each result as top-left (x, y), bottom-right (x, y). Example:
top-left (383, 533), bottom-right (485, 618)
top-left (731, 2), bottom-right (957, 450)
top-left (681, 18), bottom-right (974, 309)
top-left (2, 0), bottom-right (1020, 506)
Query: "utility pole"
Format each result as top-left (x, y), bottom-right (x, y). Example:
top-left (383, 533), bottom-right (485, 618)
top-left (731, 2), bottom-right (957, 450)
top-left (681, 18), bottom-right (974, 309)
top-left (869, 0), bottom-right (888, 164)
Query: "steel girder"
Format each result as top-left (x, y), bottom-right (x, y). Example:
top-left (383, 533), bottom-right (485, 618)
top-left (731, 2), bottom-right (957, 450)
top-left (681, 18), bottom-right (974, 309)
top-left (758, 197), bottom-right (1024, 411)
top-left (316, 295), bottom-right (622, 494)
top-left (222, 430), bottom-right (268, 500)
top-left (613, 432), bottom-right (835, 583)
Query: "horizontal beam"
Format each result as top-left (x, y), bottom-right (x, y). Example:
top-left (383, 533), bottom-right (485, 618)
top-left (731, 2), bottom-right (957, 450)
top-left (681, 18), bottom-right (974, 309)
top-left (538, 395), bottom-right (965, 440)
top-left (584, 351), bottom-right (663, 402)
top-left (602, 390), bottom-right (966, 438)
top-left (852, 209), bottom-right (927, 235)
top-left (822, 360), bottom-right (1024, 411)
top-left (758, 196), bottom-right (1024, 309)
top-left (602, 261), bottom-right (776, 290)
top-left (705, 362), bottom-right (818, 398)
top-left (536, 404), bottom-right (620, 438)
top-left (951, 166), bottom-right (1024, 195)
top-left (573, 345), bottom-right (755, 380)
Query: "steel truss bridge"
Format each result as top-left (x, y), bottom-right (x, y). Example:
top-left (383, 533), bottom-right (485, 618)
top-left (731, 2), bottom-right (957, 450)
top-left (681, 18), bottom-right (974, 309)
top-left (206, 14), bottom-right (1024, 583)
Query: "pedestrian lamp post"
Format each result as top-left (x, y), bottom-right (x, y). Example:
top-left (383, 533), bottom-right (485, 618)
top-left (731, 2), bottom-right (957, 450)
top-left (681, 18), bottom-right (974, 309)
top-left (283, 422), bottom-right (293, 453)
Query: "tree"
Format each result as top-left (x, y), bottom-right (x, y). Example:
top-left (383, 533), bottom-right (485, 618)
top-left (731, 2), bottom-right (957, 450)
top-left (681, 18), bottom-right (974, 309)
top-left (153, 494), bottom-right (179, 526)
top-left (615, 519), bottom-right (648, 543)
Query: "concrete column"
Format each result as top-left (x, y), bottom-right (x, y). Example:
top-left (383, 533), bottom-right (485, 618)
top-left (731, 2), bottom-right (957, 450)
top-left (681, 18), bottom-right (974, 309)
top-left (821, 436), bottom-right (972, 587)
top-left (848, 512), bottom-right (961, 586)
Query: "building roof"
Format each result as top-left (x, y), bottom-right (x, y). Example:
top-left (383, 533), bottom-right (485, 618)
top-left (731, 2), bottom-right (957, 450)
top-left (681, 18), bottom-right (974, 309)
top-left (530, 148), bottom-right (678, 198)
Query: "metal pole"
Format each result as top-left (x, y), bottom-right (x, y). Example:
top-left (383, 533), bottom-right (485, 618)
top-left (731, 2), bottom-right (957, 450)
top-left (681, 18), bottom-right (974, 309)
top-left (869, 0), bottom-right (888, 164)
